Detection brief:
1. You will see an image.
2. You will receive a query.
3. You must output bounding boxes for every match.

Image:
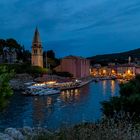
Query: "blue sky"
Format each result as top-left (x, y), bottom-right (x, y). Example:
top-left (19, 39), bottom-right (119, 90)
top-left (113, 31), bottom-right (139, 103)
top-left (0, 0), bottom-right (140, 57)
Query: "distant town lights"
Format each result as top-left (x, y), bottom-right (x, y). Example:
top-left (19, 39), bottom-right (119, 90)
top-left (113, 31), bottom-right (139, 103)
top-left (103, 69), bottom-right (106, 74)
top-left (112, 70), bottom-right (115, 74)
top-left (127, 69), bottom-right (131, 75)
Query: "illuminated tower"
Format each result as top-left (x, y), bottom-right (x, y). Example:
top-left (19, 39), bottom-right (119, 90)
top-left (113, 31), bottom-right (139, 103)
top-left (128, 56), bottom-right (131, 64)
top-left (31, 27), bottom-right (43, 68)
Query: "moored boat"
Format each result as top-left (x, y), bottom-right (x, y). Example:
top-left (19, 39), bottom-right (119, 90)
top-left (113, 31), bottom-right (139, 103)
top-left (22, 85), bottom-right (60, 96)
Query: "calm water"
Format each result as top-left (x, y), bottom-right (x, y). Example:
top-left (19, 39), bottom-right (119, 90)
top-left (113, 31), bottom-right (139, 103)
top-left (0, 80), bottom-right (119, 130)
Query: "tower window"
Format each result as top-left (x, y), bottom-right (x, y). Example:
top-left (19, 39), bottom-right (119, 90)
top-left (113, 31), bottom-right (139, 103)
top-left (34, 50), bottom-right (37, 54)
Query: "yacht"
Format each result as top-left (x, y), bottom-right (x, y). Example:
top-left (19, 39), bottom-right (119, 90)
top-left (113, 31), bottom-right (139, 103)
top-left (23, 85), bottom-right (60, 96)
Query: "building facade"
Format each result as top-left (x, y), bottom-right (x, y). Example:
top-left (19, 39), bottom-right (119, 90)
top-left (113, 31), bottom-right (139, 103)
top-left (90, 63), bottom-right (137, 78)
top-left (55, 55), bottom-right (90, 78)
top-left (0, 47), bottom-right (17, 64)
top-left (31, 28), bottom-right (43, 68)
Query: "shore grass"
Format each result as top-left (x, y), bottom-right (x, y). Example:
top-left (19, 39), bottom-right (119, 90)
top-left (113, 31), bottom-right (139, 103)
top-left (27, 117), bottom-right (140, 140)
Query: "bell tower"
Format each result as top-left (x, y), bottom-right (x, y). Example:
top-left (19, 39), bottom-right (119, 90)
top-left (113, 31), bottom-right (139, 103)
top-left (31, 27), bottom-right (43, 68)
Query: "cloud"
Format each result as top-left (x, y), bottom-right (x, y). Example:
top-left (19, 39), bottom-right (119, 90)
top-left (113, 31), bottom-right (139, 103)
top-left (0, 0), bottom-right (140, 57)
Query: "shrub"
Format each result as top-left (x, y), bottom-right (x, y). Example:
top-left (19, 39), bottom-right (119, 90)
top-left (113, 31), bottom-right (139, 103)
top-left (0, 66), bottom-right (14, 110)
top-left (0, 64), bottom-right (48, 77)
top-left (102, 75), bottom-right (140, 118)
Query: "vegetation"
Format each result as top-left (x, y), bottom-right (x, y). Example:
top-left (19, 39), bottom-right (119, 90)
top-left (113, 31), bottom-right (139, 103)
top-left (0, 64), bottom-right (48, 77)
top-left (0, 66), bottom-right (14, 110)
top-left (43, 50), bottom-right (60, 69)
top-left (25, 117), bottom-right (140, 140)
top-left (0, 38), bottom-right (31, 63)
top-left (102, 75), bottom-right (140, 119)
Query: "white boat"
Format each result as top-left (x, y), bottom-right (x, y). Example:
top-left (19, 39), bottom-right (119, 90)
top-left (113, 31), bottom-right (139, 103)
top-left (38, 89), bottom-right (60, 96)
top-left (24, 85), bottom-right (60, 96)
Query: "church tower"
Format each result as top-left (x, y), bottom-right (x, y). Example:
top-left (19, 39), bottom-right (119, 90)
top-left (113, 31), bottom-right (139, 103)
top-left (31, 27), bottom-right (43, 68)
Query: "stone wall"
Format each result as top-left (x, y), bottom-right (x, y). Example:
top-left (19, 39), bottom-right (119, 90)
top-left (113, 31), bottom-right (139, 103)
top-left (10, 74), bottom-right (33, 90)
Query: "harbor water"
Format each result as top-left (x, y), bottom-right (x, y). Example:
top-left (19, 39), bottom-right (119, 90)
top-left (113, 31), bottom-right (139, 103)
top-left (0, 80), bottom-right (120, 130)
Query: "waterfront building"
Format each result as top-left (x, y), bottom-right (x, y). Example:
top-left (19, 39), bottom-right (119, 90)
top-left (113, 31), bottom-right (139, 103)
top-left (31, 28), bottom-right (43, 68)
top-left (135, 66), bottom-right (140, 75)
top-left (0, 47), bottom-right (17, 63)
top-left (117, 64), bottom-right (136, 77)
top-left (55, 55), bottom-right (90, 78)
top-left (90, 64), bottom-right (117, 77)
top-left (90, 63), bottom-right (136, 79)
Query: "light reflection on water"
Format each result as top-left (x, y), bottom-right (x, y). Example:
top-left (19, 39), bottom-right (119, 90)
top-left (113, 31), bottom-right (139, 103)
top-left (0, 80), bottom-right (119, 130)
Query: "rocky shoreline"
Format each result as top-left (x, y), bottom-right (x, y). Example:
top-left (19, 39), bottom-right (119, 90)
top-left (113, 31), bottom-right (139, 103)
top-left (0, 127), bottom-right (52, 140)
top-left (10, 74), bottom-right (33, 91)
top-left (1, 120), bottom-right (140, 140)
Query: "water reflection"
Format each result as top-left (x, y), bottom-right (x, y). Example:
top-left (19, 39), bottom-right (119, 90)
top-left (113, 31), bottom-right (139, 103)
top-left (0, 80), bottom-right (119, 130)
top-left (111, 80), bottom-right (115, 96)
top-left (102, 80), bottom-right (107, 95)
top-left (102, 80), bottom-right (117, 96)
top-left (60, 89), bottom-right (81, 102)
top-left (46, 97), bottom-right (53, 106)
top-left (33, 98), bottom-right (45, 126)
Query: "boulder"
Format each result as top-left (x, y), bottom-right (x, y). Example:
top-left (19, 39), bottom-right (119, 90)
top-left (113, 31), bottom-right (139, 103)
top-left (5, 128), bottom-right (24, 140)
top-left (20, 126), bottom-right (33, 136)
top-left (10, 74), bottom-right (33, 90)
top-left (0, 132), bottom-right (14, 140)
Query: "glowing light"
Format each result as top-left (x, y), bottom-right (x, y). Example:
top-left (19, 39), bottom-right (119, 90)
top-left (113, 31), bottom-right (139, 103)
top-left (102, 80), bottom-right (107, 95)
top-left (47, 97), bottom-right (52, 106)
top-left (112, 70), bottom-right (115, 74)
top-left (127, 69), bottom-right (131, 74)
top-left (75, 89), bottom-right (79, 93)
top-left (75, 79), bottom-right (78, 82)
top-left (46, 81), bottom-right (56, 85)
top-left (103, 69), bottom-right (106, 74)
top-left (111, 80), bottom-right (115, 96)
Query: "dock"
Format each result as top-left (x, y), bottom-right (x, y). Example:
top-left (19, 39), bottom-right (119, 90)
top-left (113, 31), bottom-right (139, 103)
top-left (60, 78), bottom-right (93, 91)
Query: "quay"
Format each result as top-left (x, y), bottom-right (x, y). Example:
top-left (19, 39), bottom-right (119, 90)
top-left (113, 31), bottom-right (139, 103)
top-left (60, 78), bottom-right (93, 91)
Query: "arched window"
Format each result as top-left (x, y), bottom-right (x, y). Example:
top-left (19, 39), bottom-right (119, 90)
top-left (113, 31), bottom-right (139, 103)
top-left (34, 49), bottom-right (37, 54)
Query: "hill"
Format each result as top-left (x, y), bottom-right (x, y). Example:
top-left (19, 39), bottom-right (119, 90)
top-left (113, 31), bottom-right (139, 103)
top-left (88, 48), bottom-right (140, 66)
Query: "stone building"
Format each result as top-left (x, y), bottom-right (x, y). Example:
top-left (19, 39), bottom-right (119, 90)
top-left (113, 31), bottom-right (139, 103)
top-left (31, 28), bottom-right (43, 68)
top-left (0, 47), bottom-right (17, 64)
top-left (55, 55), bottom-right (90, 78)
top-left (90, 63), bottom-right (136, 78)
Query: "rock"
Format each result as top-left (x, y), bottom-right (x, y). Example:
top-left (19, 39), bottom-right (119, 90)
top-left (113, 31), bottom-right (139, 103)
top-left (5, 128), bottom-right (24, 140)
top-left (20, 126), bottom-right (33, 136)
top-left (10, 74), bottom-right (33, 90)
top-left (32, 127), bottom-right (53, 136)
top-left (0, 132), bottom-right (14, 140)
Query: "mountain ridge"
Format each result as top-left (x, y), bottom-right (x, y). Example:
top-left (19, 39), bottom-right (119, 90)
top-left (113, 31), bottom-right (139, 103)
top-left (88, 48), bottom-right (140, 65)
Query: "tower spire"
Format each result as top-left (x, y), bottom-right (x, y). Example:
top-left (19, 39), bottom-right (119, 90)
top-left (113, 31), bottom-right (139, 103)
top-left (33, 27), bottom-right (41, 44)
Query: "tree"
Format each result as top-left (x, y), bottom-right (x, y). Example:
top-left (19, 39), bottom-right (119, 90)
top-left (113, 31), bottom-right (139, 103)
top-left (0, 66), bottom-right (14, 110)
top-left (43, 50), bottom-right (60, 69)
top-left (0, 39), bottom-right (6, 54)
top-left (6, 38), bottom-right (21, 52)
top-left (101, 75), bottom-right (140, 119)
top-left (46, 50), bottom-right (55, 59)
top-left (16, 45), bottom-right (31, 63)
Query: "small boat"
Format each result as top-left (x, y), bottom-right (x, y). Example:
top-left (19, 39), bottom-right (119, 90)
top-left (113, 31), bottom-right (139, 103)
top-left (23, 85), bottom-right (60, 96)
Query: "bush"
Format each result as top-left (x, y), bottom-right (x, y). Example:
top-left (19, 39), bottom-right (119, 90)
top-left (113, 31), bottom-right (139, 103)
top-left (0, 66), bottom-right (14, 110)
top-left (26, 120), bottom-right (140, 140)
top-left (0, 64), bottom-right (48, 77)
top-left (102, 75), bottom-right (140, 119)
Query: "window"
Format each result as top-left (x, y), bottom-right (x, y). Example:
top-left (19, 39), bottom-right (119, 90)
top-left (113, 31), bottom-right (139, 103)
top-left (34, 49), bottom-right (37, 54)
